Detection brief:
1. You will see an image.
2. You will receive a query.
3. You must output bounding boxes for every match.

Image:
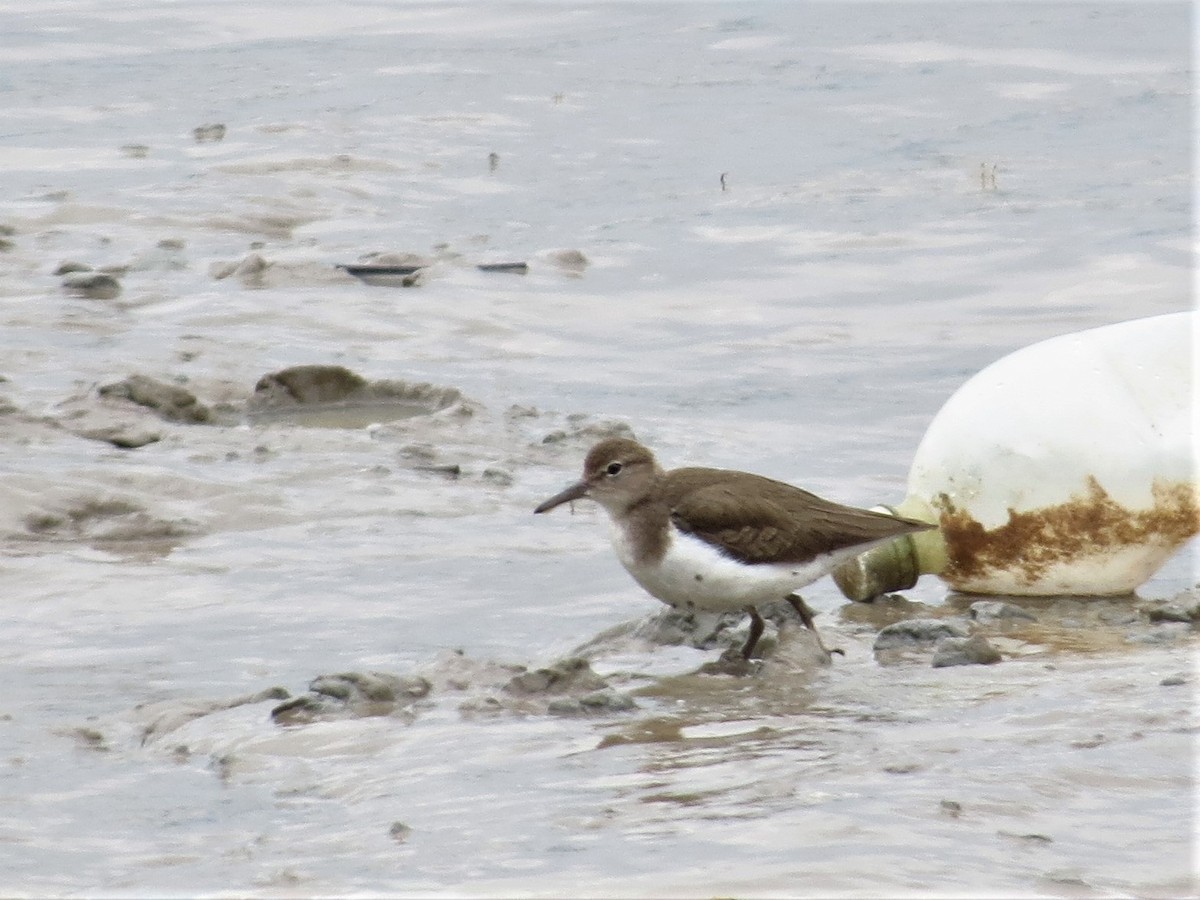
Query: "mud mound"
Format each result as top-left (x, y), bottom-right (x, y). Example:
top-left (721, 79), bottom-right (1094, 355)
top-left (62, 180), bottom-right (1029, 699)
top-left (245, 364), bottom-right (468, 427)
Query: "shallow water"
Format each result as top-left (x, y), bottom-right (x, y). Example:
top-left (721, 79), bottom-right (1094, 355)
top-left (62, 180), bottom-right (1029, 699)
top-left (0, 2), bottom-right (1195, 897)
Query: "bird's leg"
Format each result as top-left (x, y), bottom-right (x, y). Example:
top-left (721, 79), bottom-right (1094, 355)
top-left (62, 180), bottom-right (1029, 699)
top-left (741, 606), bottom-right (765, 659)
top-left (786, 594), bottom-right (845, 658)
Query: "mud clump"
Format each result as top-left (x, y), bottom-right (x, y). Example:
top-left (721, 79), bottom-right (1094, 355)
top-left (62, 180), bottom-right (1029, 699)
top-left (252, 365), bottom-right (371, 405)
top-left (968, 600), bottom-right (1037, 624)
top-left (77, 425), bottom-right (162, 449)
top-left (62, 272), bottom-right (121, 299)
top-left (22, 496), bottom-right (195, 549)
top-left (931, 634), bottom-right (1002, 668)
top-left (1141, 588), bottom-right (1200, 624)
top-left (541, 416), bottom-right (635, 447)
top-left (138, 687), bottom-right (291, 742)
top-left (543, 248), bottom-right (590, 275)
top-left (55, 260), bottom-right (93, 276)
top-left (193, 123), bottom-right (226, 143)
top-left (270, 653), bottom-right (637, 725)
top-left (504, 657), bottom-right (635, 716)
top-left (98, 374), bottom-right (213, 424)
top-left (873, 617), bottom-right (970, 651)
top-left (209, 252), bottom-right (270, 286)
top-left (504, 656), bottom-right (607, 695)
top-left (271, 672), bottom-right (432, 726)
top-left (873, 617), bottom-right (975, 666)
top-left (246, 364), bottom-right (467, 425)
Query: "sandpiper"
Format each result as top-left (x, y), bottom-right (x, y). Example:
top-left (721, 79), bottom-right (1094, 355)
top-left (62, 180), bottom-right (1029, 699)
top-left (534, 437), bottom-right (934, 661)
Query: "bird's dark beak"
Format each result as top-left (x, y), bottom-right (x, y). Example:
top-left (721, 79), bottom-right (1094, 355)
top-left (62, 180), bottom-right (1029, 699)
top-left (534, 480), bottom-right (590, 514)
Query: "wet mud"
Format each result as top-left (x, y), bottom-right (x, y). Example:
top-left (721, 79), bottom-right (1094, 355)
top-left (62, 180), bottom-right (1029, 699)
top-left (0, 3), bottom-right (1193, 896)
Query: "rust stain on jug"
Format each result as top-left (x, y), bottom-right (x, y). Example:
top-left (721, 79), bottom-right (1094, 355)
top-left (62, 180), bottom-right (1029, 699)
top-left (937, 477), bottom-right (1199, 590)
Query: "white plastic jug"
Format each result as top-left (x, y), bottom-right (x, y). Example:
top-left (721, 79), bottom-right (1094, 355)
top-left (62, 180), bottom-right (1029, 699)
top-left (834, 312), bottom-right (1198, 599)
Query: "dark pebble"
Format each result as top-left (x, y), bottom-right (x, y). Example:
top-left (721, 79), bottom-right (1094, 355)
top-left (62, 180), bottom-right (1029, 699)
top-left (55, 261), bottom-right (92, 276)
top-left (78, 426), bottom-right (162, 449)
top-left (969, 600), bottom-right (1036, 623)
top-left (874, 617), bottom-right (970, 651)
top-left (193, 123), bottom-right (226, 143)
top-left (62, 272), bottom-right (121, 299)
top-left (931, 634), bottom-right (1002, 668)
top-left (1145, 600), bottom-right (1200, 624)
top-left (98, 374), bottom-right (212, 424)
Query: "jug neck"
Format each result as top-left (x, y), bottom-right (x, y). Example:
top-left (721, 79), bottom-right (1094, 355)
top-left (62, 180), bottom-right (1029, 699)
top-left (831, 496), bottom-right (948, 601)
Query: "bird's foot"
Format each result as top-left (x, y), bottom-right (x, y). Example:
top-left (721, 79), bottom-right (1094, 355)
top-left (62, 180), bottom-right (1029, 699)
top-left (787, 593), bottom-right (844, 661)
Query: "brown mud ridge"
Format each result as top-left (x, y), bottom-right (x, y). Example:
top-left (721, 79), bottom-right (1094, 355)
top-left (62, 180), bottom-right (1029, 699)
top-left (843, 586), bottom-right (1199, 664)
top-left (132, 653), bottom-right (639, 749)
top-left (245, 364), bottom-right (469, 426)
top-left (30, 364), bottom-right (476, 450)
top-left (0, 363), bottom-right (638, 555)
top-left (121, 590), bottom-right (1198, 750)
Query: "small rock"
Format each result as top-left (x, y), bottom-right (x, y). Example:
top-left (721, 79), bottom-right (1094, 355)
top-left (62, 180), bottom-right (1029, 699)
top-left (62, 272), bottom-right (121, 300)
top-left (415, 463), bottom-right (461, 479)
top-left (931, 634), bottom-right (1002, 668)
top-left (70, 727), bottom-right (109, 752)
top-left (969, 600), bottom-right (1037, 624)
top-left (193, 123), bottom-right (226, 143)
top-left (548, 689), bottom-right (636, 717)
top-left (98, 374), bottom-right (212, 424)
top-left (210, 252), bottom-right (269, 284)
top-left (1144, 599), bottom-right (1200, 624)
top-left (997, 830), bottom-right (1053, 845)
top-left (1098, 608), bottom-right (1140, 627)
top-left (481, 468), bottom-right (513, 487)
top-left (545, 248), bottom-right (590, 274)
top-left (271, 672), bottom-right (430, 725)
top-left (1127, 622), bottom-right (1191, 645)
top-left (634, 607), bottom-right (737, 651)
top-left (389, 822), bottom-right (412, 843)
top-left (505, 657), bottom-right (606, 695)
top-left (578, 689), bottom-right (636, 712)
top-left (1160, 674), bottom-right (1188, 687)
top-left (939, 799), bottom-right (963, 818)
top-left (54, 261), bottom-right (92, 276)
top-left (696, 649), bottom-right (762, 677)
top-left (541, 419), bottom-right (635, 446)
top-left (873, 617), bottom-right (970, 651)
top-left (78, 425), bottom-right (162, 449)
top-left (312, 672), bottom-right (431, 704)
top-left (251, 365), bottom-right (368, 404)
top-left (246, 365), bottom-right (464, 417)
top-left (363, 251), bottom-right (432, 268)
top-left (270, 694), bottom-right (332, 725)
top-left (120, 144), bottom-right (150, 159)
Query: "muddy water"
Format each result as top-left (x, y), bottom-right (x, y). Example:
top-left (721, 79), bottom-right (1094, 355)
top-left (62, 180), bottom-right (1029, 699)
top-left (0, 3), bottom-right (1195, 897)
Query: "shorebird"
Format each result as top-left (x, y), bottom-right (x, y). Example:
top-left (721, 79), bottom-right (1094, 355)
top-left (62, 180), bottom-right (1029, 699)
top-left (535, 437), bottom-right (934, 661)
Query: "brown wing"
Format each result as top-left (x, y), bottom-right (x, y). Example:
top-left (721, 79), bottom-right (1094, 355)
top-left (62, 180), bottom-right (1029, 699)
top-left (665, 468), bottom-right (929, 565)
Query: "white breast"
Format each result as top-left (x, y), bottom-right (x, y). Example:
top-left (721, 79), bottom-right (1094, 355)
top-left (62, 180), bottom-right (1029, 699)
top-left (609, 521), bottom-right (845, 613)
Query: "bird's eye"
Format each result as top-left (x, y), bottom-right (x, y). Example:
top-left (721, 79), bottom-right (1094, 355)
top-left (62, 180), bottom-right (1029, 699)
top-left (605, 462), bottom-right (623, 476)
